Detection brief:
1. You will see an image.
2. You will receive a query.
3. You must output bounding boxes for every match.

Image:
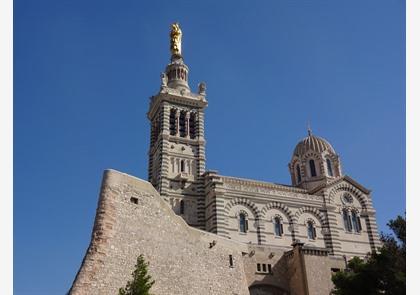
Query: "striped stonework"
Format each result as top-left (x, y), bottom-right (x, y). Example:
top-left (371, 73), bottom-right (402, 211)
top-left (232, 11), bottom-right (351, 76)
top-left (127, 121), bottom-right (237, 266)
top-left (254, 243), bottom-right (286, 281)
top-left (143, 30), bottom-right (382, 291)
top-left (147, 55), bottom-right (208, 229)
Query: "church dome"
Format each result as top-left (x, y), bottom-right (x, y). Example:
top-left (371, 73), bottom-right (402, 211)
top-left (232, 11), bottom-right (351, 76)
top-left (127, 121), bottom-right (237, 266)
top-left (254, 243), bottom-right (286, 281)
top-left (293, 131), bottom-right (336, 158)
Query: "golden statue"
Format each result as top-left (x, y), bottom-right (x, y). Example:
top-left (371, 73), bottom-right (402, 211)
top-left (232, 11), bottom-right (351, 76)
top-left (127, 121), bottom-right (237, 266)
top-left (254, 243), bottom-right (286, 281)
top-left (170, 22), bottom-right (182, 56)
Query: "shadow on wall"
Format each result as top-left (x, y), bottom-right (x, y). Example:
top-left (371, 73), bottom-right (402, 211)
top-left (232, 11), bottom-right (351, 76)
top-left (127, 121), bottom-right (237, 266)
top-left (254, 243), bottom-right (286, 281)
top-left (248, 255), bottom-right (290, 295)
top-left (249, 284), bottom-right (289, 295)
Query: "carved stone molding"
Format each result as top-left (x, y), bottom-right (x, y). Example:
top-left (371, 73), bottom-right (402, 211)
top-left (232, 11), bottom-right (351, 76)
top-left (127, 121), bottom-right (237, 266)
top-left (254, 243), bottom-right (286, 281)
top-left (260, 202), bottom-right (294, 223)
top-left (295, 206), bottom-right (327, 226)
top-left (224, 197), bottom-right (261, 219)
top-left (221, 176), bottom-right (324, 202)
top-left (328, 182), bottom-right (368, 208)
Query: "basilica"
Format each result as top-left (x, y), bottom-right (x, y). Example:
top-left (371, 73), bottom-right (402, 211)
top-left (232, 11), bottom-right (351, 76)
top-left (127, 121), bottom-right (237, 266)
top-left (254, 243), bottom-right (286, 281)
top-left (70, 24), bottom-right (381, 295)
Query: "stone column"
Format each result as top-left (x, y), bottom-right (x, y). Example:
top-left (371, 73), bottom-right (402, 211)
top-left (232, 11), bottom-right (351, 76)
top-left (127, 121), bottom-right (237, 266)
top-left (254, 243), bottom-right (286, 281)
top-left (159, 102), bottom-right (171, 196)
top-left (186, 111), bottom-right (190, 138)
top-left (364, 209), bottom-right (382, 252)
top-left (175, 109), bottom-right (180, 137)
top-left (203, 171), bottom-right (227, 237)
top-left (194, 110), bottom-right (207, 229)
top-left (322, 205), bottom-right (343, 256)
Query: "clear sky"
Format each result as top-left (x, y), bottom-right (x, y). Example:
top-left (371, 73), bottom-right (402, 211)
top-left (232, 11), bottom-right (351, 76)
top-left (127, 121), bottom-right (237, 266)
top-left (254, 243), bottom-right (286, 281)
top-left (14, 0), bottom-right (405, 294)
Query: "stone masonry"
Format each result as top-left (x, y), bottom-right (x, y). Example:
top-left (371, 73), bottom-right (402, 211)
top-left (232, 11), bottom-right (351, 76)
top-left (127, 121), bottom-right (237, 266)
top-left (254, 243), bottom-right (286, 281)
top-left (69, 170), bottom-right (250, 295)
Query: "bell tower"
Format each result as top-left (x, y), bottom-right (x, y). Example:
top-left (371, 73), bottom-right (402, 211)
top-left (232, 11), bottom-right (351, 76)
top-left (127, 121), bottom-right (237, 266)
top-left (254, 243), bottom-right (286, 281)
top-left (147, 23), bottom-right (208, 229)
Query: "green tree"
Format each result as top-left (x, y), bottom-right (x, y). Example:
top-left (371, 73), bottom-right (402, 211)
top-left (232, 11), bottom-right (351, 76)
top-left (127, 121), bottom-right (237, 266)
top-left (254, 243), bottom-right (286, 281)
top-left (332, 215), bottom-right (406, 295)
top-left (119, 255), bottom-right (155, 295)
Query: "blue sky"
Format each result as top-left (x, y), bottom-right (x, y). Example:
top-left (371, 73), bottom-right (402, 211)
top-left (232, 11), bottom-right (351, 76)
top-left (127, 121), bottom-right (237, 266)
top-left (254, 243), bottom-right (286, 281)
top-left (14, 0), bottom-right (405, 294)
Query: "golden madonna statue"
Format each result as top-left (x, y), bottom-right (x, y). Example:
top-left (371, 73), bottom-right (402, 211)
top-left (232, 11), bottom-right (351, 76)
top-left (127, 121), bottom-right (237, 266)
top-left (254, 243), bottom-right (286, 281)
top-left (170, 22), bottom-right (182, 56)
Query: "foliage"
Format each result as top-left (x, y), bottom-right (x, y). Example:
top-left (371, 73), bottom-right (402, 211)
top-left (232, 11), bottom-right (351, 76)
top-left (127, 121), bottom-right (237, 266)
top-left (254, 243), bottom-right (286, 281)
top-left (119, 255), bottom-right (155, 295)
top-left (331, 215), bottom-right (406, 295)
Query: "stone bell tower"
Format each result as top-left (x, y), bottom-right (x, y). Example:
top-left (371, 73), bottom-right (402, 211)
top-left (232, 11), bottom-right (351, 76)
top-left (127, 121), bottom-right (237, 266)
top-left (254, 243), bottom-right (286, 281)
top-left (147, 23), bottom-right (208, 229)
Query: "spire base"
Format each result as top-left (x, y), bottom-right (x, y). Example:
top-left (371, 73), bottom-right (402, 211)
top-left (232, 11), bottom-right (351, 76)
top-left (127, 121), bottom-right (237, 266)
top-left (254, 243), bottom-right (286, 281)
top-left (165, 56), bottom-right (190, 91)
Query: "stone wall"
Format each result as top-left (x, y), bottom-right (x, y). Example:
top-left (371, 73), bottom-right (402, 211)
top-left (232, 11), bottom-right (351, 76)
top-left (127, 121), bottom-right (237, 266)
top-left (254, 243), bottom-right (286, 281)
top-left (300, 248), bottom-right (333, 295)
top-left (284, 242), bottom-right (346, 295)
top-left (243, 245), bottom-right (290, 294)
top-left (285, 245), bottom-right (308, 295)
top-left (69, 169), bottom-right (250, 295)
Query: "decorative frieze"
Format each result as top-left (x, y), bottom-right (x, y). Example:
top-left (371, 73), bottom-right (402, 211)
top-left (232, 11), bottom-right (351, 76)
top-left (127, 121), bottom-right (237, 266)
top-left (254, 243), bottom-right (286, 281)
top-left (222, 176), bottom-right (323, 202)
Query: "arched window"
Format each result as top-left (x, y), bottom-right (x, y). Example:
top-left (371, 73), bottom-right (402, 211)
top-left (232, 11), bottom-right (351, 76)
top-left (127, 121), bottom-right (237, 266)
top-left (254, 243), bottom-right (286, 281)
top-left (343, 209), bottom-right (352, 232)
top-left (326, 158), bottom-right (334, 177)
top-left (352, 211), bottom-right (362, 233)
top-left (151, 121), bottom-right (158, 146)
top-left (239, 213), bottom-right (248, 233)
top-left (309, 159), bottom-right (317, 177)
top-left (296, 164), bottom-right (302, 183)
top-left (179, 111), bottom-right (186, 137)
top-left (189, 113), bottom-right (196, 139)
top-left (180, 200), bottom-right (185, 215)
top-left (169, 109), bottom-right (177, 135)
top-left (180, 160), bottom-right (185, 172)
top-left (307, 221), bottom-right (316, 240)
top-left (274, 217), bottom-right (283, 236)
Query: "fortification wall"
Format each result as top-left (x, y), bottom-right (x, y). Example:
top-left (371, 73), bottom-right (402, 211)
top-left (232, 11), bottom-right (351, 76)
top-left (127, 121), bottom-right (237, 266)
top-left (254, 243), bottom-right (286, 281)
top-left (69, 169), bottom-right (250, 295)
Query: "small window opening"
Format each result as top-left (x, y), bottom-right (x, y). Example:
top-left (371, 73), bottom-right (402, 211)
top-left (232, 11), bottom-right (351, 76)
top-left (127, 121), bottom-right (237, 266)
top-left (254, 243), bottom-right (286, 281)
top-left (307, 221), bottom-right (316, 240)
top-left (274, 217), bottom-right (283, 236)
top-left (352, 211), bottom-right (361, 232)
top-left (239, 213), bottom-right (247, 233)
top-left (257, 263), bottom-right (261, 272)
top-left (343, 209), bottom-right (353, 232)
top-left (130, 197), bottom-right (138, 204)
top-left (326, 158), bottom-right (334, 177)
top-left (309, 159), bottom-right (317, 177)
top-left (262, 264), bottom-right (267, 272)
top-left (180, 160), bottom-right (185, 172)
top-left (357, 216), bottom-right (362, 232)
top-left (268, 264), bottom-right (272, 273)
top-left (151, 119), bottom-right (160, 146)
top-left (343, 209), bottom-right (351, 232)
top-left (296, 164), bottom-right (302, 183)
top-left (180, 200), bottom-right (185, 215)
top-left (169, 109), bottom-right (177, 136)
top-left (179, 111), bottom-right (186, 137)
top-left (189, 113), bottom-right (196, 139)
top-left (229, 255), bottom-right (233, 267)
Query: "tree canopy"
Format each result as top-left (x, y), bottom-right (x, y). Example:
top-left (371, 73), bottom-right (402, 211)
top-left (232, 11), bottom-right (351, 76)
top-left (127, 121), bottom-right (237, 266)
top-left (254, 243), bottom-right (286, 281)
top-left (119, 255), bottom-right (155, 295)
top-left (331, 215), bottom-right (406, 295)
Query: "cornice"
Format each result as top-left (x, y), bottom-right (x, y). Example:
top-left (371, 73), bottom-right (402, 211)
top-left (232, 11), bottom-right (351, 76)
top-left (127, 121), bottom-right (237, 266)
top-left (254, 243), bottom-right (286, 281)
top-left (341, 175), bottom-right (371, 194)
top-left (300, 245), bottom-right (330, 256)
top-left (309, 175), bottom-right (371, 195)
top-left (148, 90), bottom-right (208, 119)
top-left (167, 135), bottom-right (206, 146)
top-left (220, 175), bottom-right (307, 194)
top-left (218, 175), bottom-right (327, 203)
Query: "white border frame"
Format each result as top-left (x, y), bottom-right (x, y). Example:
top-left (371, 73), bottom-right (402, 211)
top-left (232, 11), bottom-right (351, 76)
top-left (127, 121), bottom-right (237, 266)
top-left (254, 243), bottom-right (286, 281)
top-left (0, 0), bottom-right (13, 292)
